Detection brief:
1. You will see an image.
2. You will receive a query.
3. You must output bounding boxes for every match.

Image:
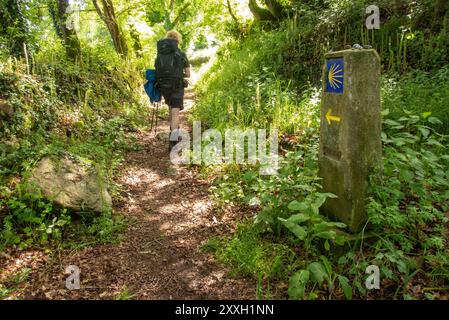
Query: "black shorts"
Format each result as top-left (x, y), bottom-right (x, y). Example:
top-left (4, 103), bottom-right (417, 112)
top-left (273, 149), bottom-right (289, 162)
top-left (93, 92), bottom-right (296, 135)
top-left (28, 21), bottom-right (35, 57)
top-left (161, 83), bottom-right (185, 110)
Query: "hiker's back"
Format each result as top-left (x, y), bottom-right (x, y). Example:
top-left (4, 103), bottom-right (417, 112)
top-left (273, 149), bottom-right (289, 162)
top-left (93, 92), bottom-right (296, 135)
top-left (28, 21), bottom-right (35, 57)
top-left (155, 38), bottom-right (184, 90)
top-left (154, 30), bottom-right (191, 152)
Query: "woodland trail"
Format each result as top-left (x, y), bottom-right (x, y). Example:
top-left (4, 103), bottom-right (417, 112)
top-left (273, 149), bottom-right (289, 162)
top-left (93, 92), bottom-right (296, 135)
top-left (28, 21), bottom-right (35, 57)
top-left (2, 88), bottom-right (256, 300)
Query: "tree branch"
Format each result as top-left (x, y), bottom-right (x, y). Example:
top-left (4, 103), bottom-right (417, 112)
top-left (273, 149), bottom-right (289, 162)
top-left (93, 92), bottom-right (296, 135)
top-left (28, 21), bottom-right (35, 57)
top-left (117, 2), bottom-right (147, 17)
top-left (169, 0), bottom-right (175, 15)
top-left (226, 0), bottom-right (240, 25)
top-left (171, 2), bottom-right (191, 28)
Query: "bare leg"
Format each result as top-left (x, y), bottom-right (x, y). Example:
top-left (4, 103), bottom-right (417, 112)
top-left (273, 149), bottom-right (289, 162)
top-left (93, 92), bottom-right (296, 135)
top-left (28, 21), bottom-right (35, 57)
top-left (170, 108), bottom-right (180, 133)
top-left (169, 107), bottom-right (180, 144)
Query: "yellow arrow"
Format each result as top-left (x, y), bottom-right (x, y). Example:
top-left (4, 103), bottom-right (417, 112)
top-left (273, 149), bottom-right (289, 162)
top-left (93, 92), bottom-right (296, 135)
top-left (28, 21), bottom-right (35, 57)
top-left (326, 108), bottom-right (341, 125)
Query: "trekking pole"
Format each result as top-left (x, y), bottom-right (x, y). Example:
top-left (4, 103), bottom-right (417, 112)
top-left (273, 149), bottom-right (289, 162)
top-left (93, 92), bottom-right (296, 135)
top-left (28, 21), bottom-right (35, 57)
top-left (150, 102), bottom-right (155, 132)
top-left (154, 102), bottom-right (160, 134)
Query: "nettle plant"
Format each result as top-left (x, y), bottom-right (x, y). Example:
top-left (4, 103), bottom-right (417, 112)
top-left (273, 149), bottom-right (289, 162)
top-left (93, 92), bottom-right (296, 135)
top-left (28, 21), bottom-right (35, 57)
top-left (245, 137), bottom-right (350, 299)
top-left (279, 194), bottom-right (347, 256)
top-left (250, 132), bottom-right (347, 249)
top-left (279, 193), bottom-right (352, 300)
top-left (0, 183), bottom-right (71, 249)
top-left (369, 110), bottom-right (449, 248)
top-left (288, 254), bottom-right (353, 300)
top-left (366, 110), bottom-right (449, 290)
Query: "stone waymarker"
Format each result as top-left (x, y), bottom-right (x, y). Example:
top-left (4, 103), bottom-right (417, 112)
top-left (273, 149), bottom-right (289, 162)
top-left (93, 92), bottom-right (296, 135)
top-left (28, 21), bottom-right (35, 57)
top-left (318, 49), bottom-right (382, 232)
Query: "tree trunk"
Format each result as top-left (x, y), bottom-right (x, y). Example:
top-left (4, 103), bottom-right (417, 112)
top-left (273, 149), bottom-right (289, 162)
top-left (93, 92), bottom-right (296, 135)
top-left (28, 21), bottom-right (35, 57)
top-left (264, 0), bottom-right (283, 20)
top-left (0, 0), bottom-right (31, 59)
top-left (49, 0), bottom-right (82, 62)
top-left (92, 0), bottom-right (128, 56)
top-left (248, 0), bottom-right (277, 21)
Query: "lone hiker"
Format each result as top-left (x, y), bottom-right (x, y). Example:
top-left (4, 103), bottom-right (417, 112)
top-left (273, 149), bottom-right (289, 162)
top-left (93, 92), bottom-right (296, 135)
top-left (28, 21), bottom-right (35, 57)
top-left (155, 30), bottom-right (191, 152)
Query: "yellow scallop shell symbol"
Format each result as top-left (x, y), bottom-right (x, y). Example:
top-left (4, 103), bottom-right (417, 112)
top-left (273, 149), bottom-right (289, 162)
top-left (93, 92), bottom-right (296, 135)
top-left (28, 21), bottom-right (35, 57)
top-left (328, 64), bottom-right (344, 89)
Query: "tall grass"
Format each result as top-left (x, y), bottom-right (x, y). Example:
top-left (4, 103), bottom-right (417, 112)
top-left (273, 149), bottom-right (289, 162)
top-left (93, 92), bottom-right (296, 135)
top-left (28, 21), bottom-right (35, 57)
top-left (193, 2), bottom-right (449, 134)
top-left (382, 67), bottom-right (449, 134)
top-left (192, 29), bottom-right (321, 134)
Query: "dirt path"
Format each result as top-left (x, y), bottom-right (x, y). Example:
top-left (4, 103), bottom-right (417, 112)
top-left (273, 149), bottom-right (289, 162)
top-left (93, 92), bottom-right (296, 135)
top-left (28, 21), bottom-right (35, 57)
top-left (1, 89), bottom-right (256, 300)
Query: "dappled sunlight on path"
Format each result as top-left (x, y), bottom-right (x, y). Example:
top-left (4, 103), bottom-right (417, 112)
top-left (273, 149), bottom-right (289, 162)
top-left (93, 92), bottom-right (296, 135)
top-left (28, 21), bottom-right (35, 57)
top-left (1, 85), bottom-right (255, 300)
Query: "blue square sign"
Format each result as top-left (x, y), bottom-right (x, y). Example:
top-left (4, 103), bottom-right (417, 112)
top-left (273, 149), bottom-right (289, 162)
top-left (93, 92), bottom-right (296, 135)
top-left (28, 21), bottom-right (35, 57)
top-left (326, 58), bottom-right (344, 94)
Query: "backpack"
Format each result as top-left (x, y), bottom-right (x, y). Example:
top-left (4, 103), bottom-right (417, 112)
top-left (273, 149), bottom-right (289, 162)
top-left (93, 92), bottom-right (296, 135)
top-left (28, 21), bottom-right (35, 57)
top-left (155, 38), bottom-right (184, 90)
top-left (144, 69), bottom-right (161, 103)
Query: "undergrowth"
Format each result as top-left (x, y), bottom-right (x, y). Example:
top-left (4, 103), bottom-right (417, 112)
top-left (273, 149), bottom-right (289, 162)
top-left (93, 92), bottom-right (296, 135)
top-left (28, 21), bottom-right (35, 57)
top-left (0, 50), bottom-right (148, 250)
top-left (196, 19), bottom-right (449, 299)
top-left (203, 105), bottom-right (449, 300)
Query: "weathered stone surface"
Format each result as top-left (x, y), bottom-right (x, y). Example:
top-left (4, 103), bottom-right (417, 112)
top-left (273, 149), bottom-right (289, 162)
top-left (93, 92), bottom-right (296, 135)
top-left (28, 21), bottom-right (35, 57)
top-left (318, 49), bottom-right (382, 232)
top-left (29, 156), bottom-right (112, 214)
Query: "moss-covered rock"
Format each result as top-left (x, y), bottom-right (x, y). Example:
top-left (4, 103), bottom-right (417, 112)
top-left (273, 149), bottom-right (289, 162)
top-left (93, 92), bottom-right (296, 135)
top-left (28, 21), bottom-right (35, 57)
top-left (29, 156), bottom-right (112, 214)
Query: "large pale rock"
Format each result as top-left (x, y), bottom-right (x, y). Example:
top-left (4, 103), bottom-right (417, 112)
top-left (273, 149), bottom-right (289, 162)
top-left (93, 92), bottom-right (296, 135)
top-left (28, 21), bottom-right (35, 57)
top-left (29, 156), bottom-right (112, 214)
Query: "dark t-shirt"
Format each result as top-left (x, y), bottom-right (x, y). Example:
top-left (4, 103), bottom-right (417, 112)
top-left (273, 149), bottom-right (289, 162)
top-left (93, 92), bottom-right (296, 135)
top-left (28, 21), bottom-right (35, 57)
top-left (180, 51), bottom-right (190, 70)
